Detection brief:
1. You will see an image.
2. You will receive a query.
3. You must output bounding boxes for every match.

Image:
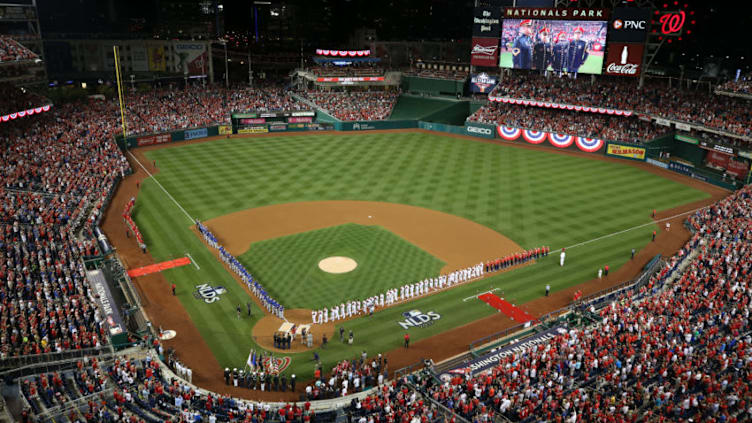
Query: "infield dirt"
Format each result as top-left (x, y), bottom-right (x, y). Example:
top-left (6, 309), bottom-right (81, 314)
top-left (102, 129), bottom-right (728, 401)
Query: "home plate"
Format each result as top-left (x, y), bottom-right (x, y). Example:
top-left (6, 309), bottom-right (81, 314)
top-left (159, 330), bottom-right (177, 340)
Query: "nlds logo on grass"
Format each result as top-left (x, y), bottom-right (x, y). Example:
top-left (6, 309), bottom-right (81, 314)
top-left (193, 284), bottom-right (227, 303)
top-left (397, 309), bottom-right (441, 329)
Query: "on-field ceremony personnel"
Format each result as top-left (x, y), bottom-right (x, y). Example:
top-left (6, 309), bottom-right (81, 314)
top-left (224, 368), bottom-right (230, 385)
top-left (340, 326), bottom-right (345, 342)
top-left (552, 32), bottom-right (569, 76)
top-left (604, 265), bottom-right (609, 277)
top-left (290, 373), bottom-right (296, 391)
top-left (532, 27), bottom-right (553, 72)
top-left (631, 248), bottom-right (636, 259)
top-left (652, 230), bottom-right (656, 241)
top-left (322, 334), bottom-right (327, 348)
top-left (236, 305), bottom-right (242, 319)
top-left (349, 329), bottom-right (354, 344)
top-left (404, 333), bottom-right (410, 349)
top-left (545, 284), bottom-right (550, 296)
top-left (247, 301), bottom-right (252, 317)
top-left (171, 284), bottom-right (176, 295)
top-left (511, 20), bottom-right (534, 69)
top-left (598, 268), bottom-right (603, 279)
top-left (560, 248), bottom-right (566, 266)
top-left (567, 27), bottom-right (589, 77)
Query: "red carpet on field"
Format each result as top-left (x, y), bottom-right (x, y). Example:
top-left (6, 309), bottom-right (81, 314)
top-left (478, 292), bottom-right (537, 323)
top-left (127, 257), bottom-right (191, 277)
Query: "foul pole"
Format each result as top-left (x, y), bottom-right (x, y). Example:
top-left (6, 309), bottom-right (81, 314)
top-left (113, 45), bottom-right (128, 144)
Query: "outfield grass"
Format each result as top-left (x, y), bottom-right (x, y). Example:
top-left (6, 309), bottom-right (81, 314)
top-left (134, 131), bottom-right (709, 377)
top-left (238, 223), bottom-right (445, 309)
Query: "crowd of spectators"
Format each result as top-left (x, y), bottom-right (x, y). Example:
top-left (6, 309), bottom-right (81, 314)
top-left (125, 85), bottom-right (304, 136)
top-left (488, 73), bottom-right (752, 137)
top-left (716, 74), bottom-right (752, 97)
top-left (303, 91), bottom-right (398, 121)
top-left (309, 63), bottom-right (384, 78)
top-left (305, 351), bottom-right (387, 400)
top-left (0, 36), bottom-right (38, 62)
top-left (468, 102), bottom-right (664, 143)
top-left (416, 183), bottom-right (752, 423)
top-left (0, 94), bottom-right (130, 360)
top-left (0, 83), bottom-right (49, 115)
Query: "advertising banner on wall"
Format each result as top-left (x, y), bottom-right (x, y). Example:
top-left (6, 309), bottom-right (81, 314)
top-left (218, 125), bottom-right (233, 135)
top-left (604, 43), bottom-right (644, 77)
top-left (609, 8), bottom-right (651, 42)
top-left (606, 143), bottom-right (646, 161)
top-left (131, 46), bottom-right (149, 72)
top-left (471, 37), bottom-right (500, 67)
top-left (473, 6), bottom-right (501, 37)
top-left (174, 42), bottom-right (207, 75)
top-left (148, 46), bottom-right (166, 71)
top-left (470, 73), bottom-right (499, 93)
top-left (137, 133), bottom-right (170, 146)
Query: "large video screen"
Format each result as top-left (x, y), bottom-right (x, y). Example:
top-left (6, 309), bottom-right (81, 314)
top-left (500, 19), bottom-right (607, 75)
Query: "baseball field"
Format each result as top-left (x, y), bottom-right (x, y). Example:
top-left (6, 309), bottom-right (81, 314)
top-left (124, 130), bottom-right (710, 388)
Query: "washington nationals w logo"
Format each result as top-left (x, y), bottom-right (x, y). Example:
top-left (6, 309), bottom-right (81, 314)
top-left (659, 11), bottom-right (685, 35)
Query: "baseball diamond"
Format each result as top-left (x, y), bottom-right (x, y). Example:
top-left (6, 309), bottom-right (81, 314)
top-left (4, 3), bottom-right (750, 423)
top-left (123, 129), bottom-right (712, 383)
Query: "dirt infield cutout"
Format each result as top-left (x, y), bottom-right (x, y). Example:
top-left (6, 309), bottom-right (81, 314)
top-left (202, 200), bottom-right (523, 274)
top-left (318, 256), bottom-right (358, 274)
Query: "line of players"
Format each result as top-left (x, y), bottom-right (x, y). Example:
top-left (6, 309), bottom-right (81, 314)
top-left (311, 262), bottom-right (485, 324)
top-left (484, 246), bottom-right (550, 273)
top-left (510, 19), bottom-right (593, 76)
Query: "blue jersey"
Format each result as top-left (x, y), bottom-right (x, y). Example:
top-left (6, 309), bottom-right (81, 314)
top-left (567, 40), bottom-right (589, 72)
top-left (512, 35), bottom-right (533, 69)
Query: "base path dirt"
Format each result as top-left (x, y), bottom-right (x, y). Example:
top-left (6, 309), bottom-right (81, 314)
top-left (252, 309), bottom-right (335, 353)
top-left (102, 129), bottom-right (729, 402)
top-left (203, 200), bottom-right (523, 274)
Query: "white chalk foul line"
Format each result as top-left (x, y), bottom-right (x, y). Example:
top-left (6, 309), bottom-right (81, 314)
top-left (463, 287), bottom-right (501, 302)
top-left (185, 253), bottom-right (200, 270)
top-left (128, 151), bottom-right (194, 224)
top-left (558, 206), bottom-right (705, 253)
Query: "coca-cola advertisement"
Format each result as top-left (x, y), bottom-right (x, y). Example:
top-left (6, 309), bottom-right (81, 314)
top-left (471, 37), bottom-right (500, 67)
top-left (604, 42), bottom-right (644, 77)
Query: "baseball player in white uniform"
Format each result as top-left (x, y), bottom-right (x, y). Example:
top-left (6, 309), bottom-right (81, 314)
top-left (560, 248), bottom-right (566, 267)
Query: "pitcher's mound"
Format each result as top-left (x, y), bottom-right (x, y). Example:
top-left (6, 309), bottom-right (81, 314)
top-left (318, 256), bottom-right (357, 274)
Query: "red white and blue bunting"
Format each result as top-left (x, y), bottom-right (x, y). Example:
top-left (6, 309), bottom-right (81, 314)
top-left (575, 137), bottom-right (605, 152)
top-left (0, 104), bottom-right (52, 123)
top-left (548, 133), bottom-right (574, 148)
top-left (497, 126), bottom-right (521, 140)
top-left (315, 49), bottom-right (371, 57)
top-left (522, 129), bottom-right (547, 144)
top-left (495, 125), bottom-right (604, 153)
top-left (488, 96), bottom-right (633, 117)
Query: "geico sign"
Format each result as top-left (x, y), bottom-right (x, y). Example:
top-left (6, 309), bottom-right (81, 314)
top-left (467, 126), bottom-right (492, 135)
top-left (607, 63), bottom-right (639, 75)
top-left (612, 19), bottom-right (646, 30)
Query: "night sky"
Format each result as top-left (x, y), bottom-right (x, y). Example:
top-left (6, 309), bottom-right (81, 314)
top-left (35, 0), bottom-right (751, 70)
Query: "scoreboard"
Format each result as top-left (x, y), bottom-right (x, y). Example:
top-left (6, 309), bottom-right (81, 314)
top-left (231, 110), bottom-right (316, 130)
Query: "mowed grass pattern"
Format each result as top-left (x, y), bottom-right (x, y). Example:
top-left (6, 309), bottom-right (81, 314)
top-left (134, 131), bottom-right (709, 377)
top-left (238, 223), bottom-right (445, 309)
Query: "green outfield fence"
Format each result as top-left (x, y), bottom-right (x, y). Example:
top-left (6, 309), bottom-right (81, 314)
top-left (113, 115), bottom-right (739, 191)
